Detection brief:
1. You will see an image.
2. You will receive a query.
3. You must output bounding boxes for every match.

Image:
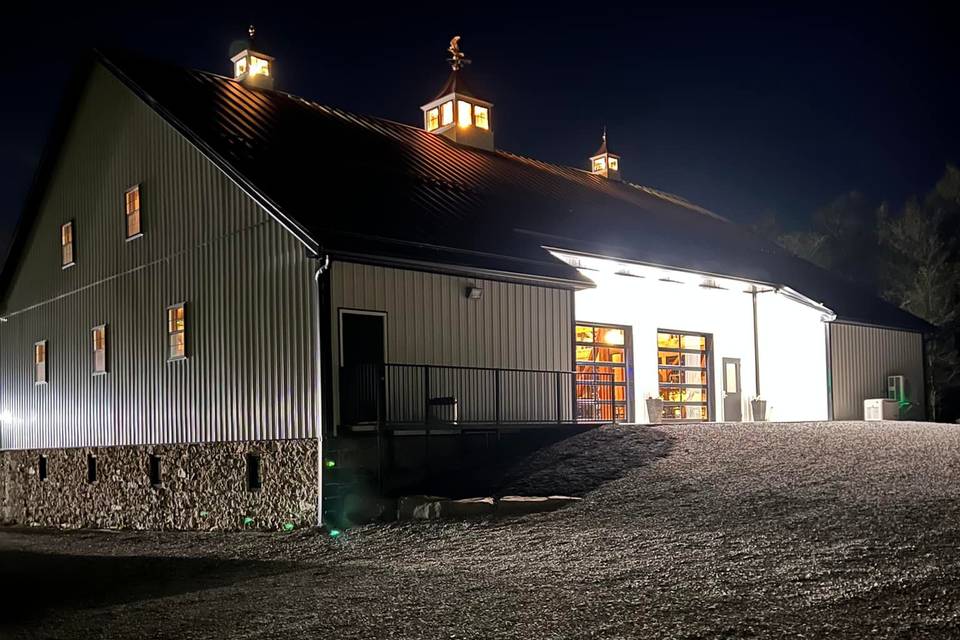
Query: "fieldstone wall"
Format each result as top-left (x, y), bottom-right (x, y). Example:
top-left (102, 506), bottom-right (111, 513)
top-left (0, 439), bottom-right (318, 530)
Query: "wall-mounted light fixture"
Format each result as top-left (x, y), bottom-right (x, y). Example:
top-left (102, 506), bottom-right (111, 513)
top-left (465, 286), bottom-right (483, 300)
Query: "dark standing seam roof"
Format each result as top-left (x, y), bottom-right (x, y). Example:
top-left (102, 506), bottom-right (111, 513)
top-left (0, 49), bottom-right (934, 333)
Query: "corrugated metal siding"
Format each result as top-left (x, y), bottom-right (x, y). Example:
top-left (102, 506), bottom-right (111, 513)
top-left (2, 65), bottom-right (270, 315)
top-left (0, 66), bottom-right (317, 450)
top-left (329, 261), bottom-right (574, 425)
top-left (828, 322), bottom-right (925, 420)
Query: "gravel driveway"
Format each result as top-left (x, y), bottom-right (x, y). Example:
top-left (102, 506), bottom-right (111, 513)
top-left (3, 421), bottom-right (960, 639)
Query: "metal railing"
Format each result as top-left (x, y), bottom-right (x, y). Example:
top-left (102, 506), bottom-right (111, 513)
top-left (339, 364), bottom-right (615, 428)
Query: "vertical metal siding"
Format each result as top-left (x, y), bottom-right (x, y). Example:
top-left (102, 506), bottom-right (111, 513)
top-left (0, 65), bottom-right (317, 450)
top-left (329, 261), bottom-right (574, 425)
top-left (828, 322), bottom-right (925, 420)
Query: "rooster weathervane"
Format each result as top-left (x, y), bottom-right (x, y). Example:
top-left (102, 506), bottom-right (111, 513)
top-left (448, 36), bottom-right (471, 71)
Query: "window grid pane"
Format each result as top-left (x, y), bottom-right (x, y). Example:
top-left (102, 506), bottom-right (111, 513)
top-left (657, 330), bottom-right (710, 422)
top-left (576, 323), bottom-right (631, 421)
top-left (167, 304), bottom-right (186, 359)
top-left (125, 186), bottom-right (141, 237)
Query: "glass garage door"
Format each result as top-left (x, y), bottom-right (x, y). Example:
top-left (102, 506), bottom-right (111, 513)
top-left (657, 330), bottom-right (711, 421)
top-left (576, 323), bottom-right (631, 422)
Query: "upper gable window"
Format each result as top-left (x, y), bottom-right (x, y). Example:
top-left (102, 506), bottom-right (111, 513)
top-left (61, 221), bottom-right (75, 267)
top-left (125, 185), bottom-right (142, 239)
top-left (167, 303), bottom-right (186, 360)
top-left (92, 325), bottom-right (107, 374)
top-left (34, 340), bottom-right (47, 384)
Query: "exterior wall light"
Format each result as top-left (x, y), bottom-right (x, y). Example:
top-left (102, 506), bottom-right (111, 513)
top-left (465, 286), bottom-right (483, 300)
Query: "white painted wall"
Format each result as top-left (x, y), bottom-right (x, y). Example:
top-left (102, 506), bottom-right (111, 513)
top-left (755, 291), bottom-right (830, 421)
top-left (574, 268), bottom-right (830, 423)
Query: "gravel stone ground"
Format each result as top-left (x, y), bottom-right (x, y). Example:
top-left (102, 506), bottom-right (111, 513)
top-left (3, 421), bottom-right (960, 639)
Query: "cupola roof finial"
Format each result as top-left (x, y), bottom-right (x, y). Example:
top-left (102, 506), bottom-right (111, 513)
top-left (448, 35), bottom-right (471, 71)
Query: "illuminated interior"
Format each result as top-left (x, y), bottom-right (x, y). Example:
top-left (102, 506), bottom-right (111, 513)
top-left (440, 101), bottom-right (454, 126)
top-left (457, 100), bottom-right (472, 127)
top-left (168, 305), bottom-right (186, 359)
top-left (249, 55), bottom-right (270, 77)
top-left (92, 326), bottom-right (107, 374)
top-left (657, 331), bottom-right (710, 421)
top-left (592, 157), bottom-right (607, 172)
top-left (234, 58), bottom-right (247, 77)
top-left (608, 157), bottom-right (619, 171)
top-left (61, 222), bottom-right (74, 266)
top-left (426, 108), bottom-right (440, 131)
top-left (125, 186), bottom-right (141, 238)
top-left (576, 323), bottom-right (630, 421)
top-left (34, 341), bottom-right (46, 384)
top-left (474, 105), bottom-right (489, 129)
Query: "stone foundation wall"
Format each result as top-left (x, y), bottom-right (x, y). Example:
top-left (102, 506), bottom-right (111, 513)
top-left (0, 439), bottom-right (318, 530)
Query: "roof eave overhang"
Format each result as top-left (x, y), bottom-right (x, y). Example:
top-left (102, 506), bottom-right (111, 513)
top-left (546, 246), bottom-right (838, 317)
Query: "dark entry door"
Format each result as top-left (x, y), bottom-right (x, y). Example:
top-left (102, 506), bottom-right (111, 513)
top-left (722, 357), bottom-right (742, 422)
top-left (340, 312), bottom-right (386, 424)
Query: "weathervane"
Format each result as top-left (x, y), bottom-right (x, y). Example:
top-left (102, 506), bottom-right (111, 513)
top-left (248, 25), bottom-right (256, 47)
top-left (448, 35), bottom-right (471, 71)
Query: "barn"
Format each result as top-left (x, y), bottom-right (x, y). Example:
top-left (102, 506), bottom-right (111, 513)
top-left (0, 34), bottom-right (930, 529)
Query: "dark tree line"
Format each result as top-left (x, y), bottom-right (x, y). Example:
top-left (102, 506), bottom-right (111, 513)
top-left (754, 166), bottom-right (960, 422)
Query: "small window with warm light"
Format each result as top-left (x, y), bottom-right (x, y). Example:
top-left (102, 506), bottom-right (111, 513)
top-left (440, 101), bottom-right (454, 126)
top-left (34, 340), bottom-right (47, 385)
top-left (592, 157), bottom-right (607, 172)
top-left (61, 221), bottom-right (75, 267)
top-left (92, 325), bottom-right (107, 374)
top-left (125, 185), bottom-right (141, 239)
top-left (167, 303), bottom-right (186, 360)
top-left (457, 100), bottom-right (472, 127)
top-left (426, 108), bottom-right (440, 132)
top-left (473, 105), bottom-right (489, 130)
top-left (249, 56), bottom-right (270, 77)
top-left (234, 57), bottom-right (247, 77)
top-left (609, 157), bottom-right (619, 171)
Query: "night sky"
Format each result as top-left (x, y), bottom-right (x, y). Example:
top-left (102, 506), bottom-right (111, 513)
top-left (4, 3), bottom-right (958, 251)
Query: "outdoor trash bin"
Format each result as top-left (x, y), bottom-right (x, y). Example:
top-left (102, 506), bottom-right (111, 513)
top-left (428, 396), bottom-right (458, 424)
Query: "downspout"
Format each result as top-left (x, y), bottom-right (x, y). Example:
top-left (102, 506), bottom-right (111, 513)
top-left (314, 254), bottom-right (330, 527)
top-left (751, 287), bottom-right (761, 397)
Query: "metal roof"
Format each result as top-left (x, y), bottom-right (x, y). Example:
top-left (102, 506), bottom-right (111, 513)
top-left (0, 49), bottom-right (934, 332)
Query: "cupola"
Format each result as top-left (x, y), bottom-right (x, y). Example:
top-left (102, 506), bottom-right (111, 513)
top-left (231, 26), bottom-right (275, 90)
top-left (420, 36), bottom-right (494, 151)
top-left (589, 128), bottom-right (621, 181)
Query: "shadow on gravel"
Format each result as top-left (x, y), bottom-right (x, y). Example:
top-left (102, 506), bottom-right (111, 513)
top-left (0, 550), bottom-right (296, 628)
top-left (496, 424), bottom-right (672, 497)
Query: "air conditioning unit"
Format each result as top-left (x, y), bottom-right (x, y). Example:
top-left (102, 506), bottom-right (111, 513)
top-left (864, 398), bottom-right (899, 421)
top-left (887, 375), bottom-right (906, 403)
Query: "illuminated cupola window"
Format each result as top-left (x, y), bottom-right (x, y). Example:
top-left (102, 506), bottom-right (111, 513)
top-left (589, 128), bottom-right (622, 181)
top-left (230, 25), bottom-right (275, 90)
top-left (420, 36), bottom-right (495, 151)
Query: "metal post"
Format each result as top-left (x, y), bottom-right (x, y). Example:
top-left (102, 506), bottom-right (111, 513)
top-left (494, 369), bottom-right (501, 424)
top-left (555, 371), bottom-right (562, 423)
top-left (423, 365), bottom-right (430, 426)
top-left (609, 374), bottom-right (616, 424)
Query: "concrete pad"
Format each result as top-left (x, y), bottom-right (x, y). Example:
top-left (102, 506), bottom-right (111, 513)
top-left (497, 495), bottom-right (582, 516)
top-left (398, 495), bottom-right (447, 520)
